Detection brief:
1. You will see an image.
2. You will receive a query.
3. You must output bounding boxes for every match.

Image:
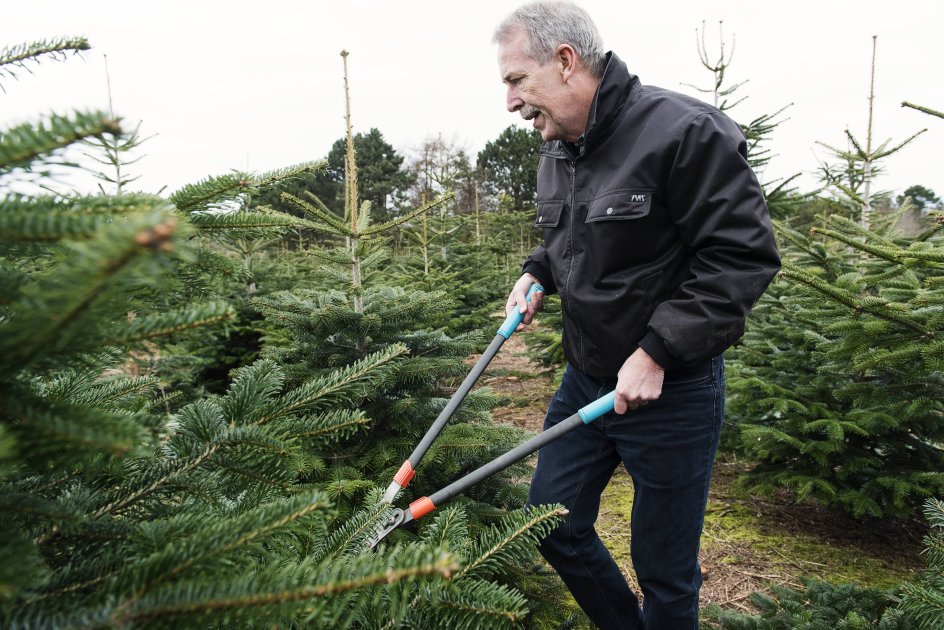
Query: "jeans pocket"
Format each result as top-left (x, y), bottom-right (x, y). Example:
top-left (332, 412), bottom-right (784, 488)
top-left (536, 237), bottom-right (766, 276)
top-left (662, 360), bottom-right (713, 389)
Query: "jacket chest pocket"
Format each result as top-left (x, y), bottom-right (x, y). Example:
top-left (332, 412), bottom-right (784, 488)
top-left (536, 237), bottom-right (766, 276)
top-left (585, 190), bottom-right (653, 223)
top-left (534, 201), bottom-right (565, 228)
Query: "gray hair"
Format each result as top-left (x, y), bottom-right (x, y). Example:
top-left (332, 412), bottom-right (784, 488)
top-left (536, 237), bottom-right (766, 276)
top-left (494, 2), bottom-right (606, 77)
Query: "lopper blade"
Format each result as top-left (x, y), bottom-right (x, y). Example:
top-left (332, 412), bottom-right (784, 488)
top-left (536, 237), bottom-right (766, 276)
top-left (381, 481), bottom-right (401, 505)
top-left (364, 508), bottom-right (413, 550)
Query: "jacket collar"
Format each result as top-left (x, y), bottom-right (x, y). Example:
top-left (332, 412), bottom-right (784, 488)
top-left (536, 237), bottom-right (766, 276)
top-left (544, 51), bottom-right (640, 160)
top-left (585, 52), bottom-right (638, 144)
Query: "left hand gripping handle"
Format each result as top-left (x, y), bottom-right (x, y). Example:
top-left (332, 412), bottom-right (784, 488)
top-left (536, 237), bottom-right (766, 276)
top-left (497, 283), bottom-right (544, 339)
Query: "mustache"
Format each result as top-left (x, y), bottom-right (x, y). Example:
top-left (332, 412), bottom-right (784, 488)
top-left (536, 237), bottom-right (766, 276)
top-left (520, 105), bottom-right (540, 121)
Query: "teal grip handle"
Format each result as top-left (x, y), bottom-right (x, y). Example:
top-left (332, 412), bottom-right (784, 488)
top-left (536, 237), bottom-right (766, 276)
top-left (497, 283), bottom-right (544, 339)
top-left (578, 391), bottom-right (616, 424)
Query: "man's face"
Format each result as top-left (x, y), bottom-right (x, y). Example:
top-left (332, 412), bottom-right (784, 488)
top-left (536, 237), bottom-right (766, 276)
top-left (498, 28), bottom-right (579, 143)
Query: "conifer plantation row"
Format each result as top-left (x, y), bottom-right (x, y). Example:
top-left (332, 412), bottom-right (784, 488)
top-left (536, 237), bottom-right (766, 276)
top-left (2, 33), bottom-right (943, 629)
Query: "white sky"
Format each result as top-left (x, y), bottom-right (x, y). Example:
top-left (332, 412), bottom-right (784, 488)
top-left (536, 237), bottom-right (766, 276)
top-left (3, 0), bottom-right (943, 200)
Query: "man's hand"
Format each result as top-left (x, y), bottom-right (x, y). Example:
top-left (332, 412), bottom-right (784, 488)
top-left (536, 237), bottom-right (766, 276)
top-left (614, 348), bottom-right (664, 414)
top-left (505, 273), bottom-right (544, 332)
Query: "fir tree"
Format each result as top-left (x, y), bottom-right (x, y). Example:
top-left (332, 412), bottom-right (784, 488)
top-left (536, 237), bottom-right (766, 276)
top-left (82, 55), bottom-right (149, 195)
top-left (706, 578), bottom-right (907, 629)
top-left (0, 37), bottom-right (473, 627)
top-left (815, 37), bottom-right (925, 229)
top-left (252, 50), bottom-right (568, 627)
top-left (898, 498), bottom-right (944, 628)
top-left (726, 74), bottom-right (944, 518)
top-left (728, 210), bottom-right (944, 518)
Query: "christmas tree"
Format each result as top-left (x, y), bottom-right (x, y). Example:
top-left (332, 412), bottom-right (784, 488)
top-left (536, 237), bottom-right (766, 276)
top-left (725, 47), bottom-right (942, 518)
top-left (1, 38), bottom-right (565, 627)
top-left (252, 50), bottom-right (569, 627)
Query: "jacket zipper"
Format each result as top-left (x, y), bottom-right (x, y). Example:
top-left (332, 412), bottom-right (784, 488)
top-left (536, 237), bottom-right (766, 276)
top-left (563, 160), bottom-right (586, 370)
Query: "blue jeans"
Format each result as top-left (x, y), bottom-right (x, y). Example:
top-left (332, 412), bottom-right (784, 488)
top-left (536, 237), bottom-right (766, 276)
top-left (527, 357), bottom-right (724, 630)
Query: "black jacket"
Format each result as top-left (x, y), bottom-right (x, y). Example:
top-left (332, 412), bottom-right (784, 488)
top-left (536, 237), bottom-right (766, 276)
top-left (522, 52), bottom-right (780, 379)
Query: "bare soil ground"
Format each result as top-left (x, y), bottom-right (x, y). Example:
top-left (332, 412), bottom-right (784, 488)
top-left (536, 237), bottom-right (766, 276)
top-left (469, 329), bottom-right (925, 620)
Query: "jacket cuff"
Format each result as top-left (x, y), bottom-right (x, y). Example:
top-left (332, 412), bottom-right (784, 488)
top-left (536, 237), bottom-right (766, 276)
top-left (637, 331), bottom-right (681, 371)
top-left (521, 262), bottom-right (557, 295)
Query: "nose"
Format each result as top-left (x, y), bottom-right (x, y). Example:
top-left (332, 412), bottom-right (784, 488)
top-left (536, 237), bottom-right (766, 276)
top-left (506, 86), bottom-right (523, 113)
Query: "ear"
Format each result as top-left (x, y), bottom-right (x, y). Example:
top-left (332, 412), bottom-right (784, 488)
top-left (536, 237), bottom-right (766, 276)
top-left (556, 44), bottom-right (579, 82)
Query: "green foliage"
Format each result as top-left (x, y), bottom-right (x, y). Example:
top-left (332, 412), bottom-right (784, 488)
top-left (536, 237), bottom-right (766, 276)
top-left (0, 110), bottom-right (121, 176)
top-left (82, 55), bottom-right (150, 195)
top-left (146, 162), bottom-right (329, 401)
top-left (83, 118), bottom-right (146, 193)
top-left (522, 294), bottom-right (565, 371)
top-left (382, 241), bottom-right (510, 337)
top-left (170, 162), bottom-right (323, 215)
top-left (0, 36), bottom-right (89, 84)
top-left (281, 186), bottom-right (451, 241)
top-left (725, 69), bottom-right (944, 520)
top-left (241, 50), bottom-right (569, 627)
top-left (706, 578), bottom-right (906, 629)
top-left (0, 179), bottom-right (457, 624)
top-left (0, 190), bottom-right (216, 468)
top-left (683, 21), bottom-right (804, 227)
top-left (328, 127), bottom-right (415, 223)
top-left (898, 498), bottom-right (944, 628)
top-left (2, 38), bottom-right (502, 628)
top-left (816, 127), bottom-right (923, 222)
top-left (251, 282), bottom-right (538, 517)
top-left (256, 128), bottom-right (414, 225)
top-left (727, 211), bottom-right (944, 518)
top-left (359, 503), bottom-right (566, 629)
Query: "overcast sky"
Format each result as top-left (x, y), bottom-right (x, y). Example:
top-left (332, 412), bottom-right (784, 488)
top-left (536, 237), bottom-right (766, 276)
top-left (4, 0), bottom-right (942, 200)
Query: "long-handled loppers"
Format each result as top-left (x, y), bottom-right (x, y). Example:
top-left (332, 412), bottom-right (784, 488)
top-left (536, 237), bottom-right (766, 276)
top-left (381, 283), bottom-right (544, 504)
top-left (366, 390), bottom-right (616, 549)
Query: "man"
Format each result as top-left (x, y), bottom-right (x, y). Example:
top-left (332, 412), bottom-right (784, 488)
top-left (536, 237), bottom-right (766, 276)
top-left (494, 3), bottom-right (780, 629)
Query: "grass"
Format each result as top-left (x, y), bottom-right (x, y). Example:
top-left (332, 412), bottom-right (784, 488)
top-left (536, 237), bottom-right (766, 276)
top-left (595, 460), bottom-right (922, 622)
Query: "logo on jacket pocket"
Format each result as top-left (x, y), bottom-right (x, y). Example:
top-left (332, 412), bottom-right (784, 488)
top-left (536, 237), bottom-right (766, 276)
top-left (630, 194), bottom-right (647, 203)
